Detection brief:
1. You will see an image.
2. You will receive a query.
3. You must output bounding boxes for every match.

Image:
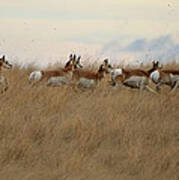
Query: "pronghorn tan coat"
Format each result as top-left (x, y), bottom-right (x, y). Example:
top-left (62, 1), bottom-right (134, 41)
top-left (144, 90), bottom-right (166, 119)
top-left (29, 54), bottom-right (81, 86)
top-left (150, 68), bottom-right (179, 93)
top-left (72, 65), bottom-right (107, 88)
top-left (114, 63), bottom-right (159, 94)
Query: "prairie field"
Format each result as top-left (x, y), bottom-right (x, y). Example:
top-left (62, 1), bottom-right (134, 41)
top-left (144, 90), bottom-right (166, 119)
top-left (0, 66), bottom-right (179, 180)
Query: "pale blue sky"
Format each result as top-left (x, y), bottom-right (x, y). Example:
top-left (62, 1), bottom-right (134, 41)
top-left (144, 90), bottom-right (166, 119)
top-left (0, 0), bottom-right (178, 67)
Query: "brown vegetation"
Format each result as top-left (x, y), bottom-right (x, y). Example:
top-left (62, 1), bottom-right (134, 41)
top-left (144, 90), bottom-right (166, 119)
top-left (0, 66), bottom-right (179, 180)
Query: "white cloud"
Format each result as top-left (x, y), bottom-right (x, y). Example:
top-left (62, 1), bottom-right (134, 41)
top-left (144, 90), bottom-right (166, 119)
top-left (0, 0), bottom-right (179, 67)
top-left (101, 35), bottom-right (179, 66)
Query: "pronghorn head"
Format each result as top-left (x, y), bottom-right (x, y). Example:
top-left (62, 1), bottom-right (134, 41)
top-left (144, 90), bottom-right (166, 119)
top-left (0, 55), bottom-right (13, 70)
top-left (148, 60), bottom-right (161, 74)
top-left (103, 58), bottom-right (113, 73)
top-left (72, 55), bottom-right (83, 69)
top-left (65, 54), bottom-right (83, 71)
top-left (152, 60), bottom-right (160, 69)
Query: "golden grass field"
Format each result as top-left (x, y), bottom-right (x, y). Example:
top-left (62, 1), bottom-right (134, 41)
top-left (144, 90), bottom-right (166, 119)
top-left (0, 66), bottom-right (179, 180)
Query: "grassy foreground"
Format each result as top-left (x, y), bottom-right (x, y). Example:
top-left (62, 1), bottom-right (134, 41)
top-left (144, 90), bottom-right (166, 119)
top-left (0, 67), bottom-right (179, 180)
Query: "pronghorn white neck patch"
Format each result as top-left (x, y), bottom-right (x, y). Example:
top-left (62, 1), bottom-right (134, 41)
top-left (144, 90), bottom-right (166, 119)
top-left (150, 70), bottom-right (160, 84)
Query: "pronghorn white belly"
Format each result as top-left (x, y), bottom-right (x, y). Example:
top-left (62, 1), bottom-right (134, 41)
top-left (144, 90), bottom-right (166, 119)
top-left (0, 76), bottom-right (6, 84)
top-left (169, 74), bottom-right (179, 81)
top-left (29, 71), bottom-right (42, 82)
top-left (47, 72), bottom-right (72, 86)
top-left (150, 70), bottom-right (160, 84)
top-left (77, 78), bottom-right (96, 88)
top-left (47, 76), bottom-right (71, 86)
top-left (123, 76), bottom-right (148, 88)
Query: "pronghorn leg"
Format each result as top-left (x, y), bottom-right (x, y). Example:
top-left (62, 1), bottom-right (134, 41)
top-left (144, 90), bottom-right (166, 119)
top-left (30, 76), bottom-right (45, 87)
top-left (155, 82), bottom-right (163, 92)
top-left (0, 77), bottom-right (8, 93)
top-left (170, 81), bottom-right (179, 94)
top-left (118, 82), bottom-right (123, 88)
top-left (139, 84), bottom-right (145, 94)
top-left (29, 80), bottom-right (39, 87)
top-left (145, 85), bottom-right (158, 95)
top-left (170, 81), bottom-right (177, 90)
top-left (3, 78), bottom-right (8, 92)
top-left (111, 80), bottom-right (116, 86)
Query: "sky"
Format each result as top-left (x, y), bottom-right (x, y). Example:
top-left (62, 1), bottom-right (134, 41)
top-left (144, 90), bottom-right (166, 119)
top-left (0, 0), bottom-right (179, 67)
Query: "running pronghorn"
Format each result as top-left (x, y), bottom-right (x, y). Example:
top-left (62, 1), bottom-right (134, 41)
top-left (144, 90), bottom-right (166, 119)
top-left (0, 55), bottom-right (13, 93)
top-left (112, 61), bottom-right (159, 94)
top-left (47, 55), bottom-right (83, 86)
top-left (29, 54), bottom-right (83, 86)
top-left (150, 63), bottom-right (179, 93)
top-left (72, 63), bottom-right (109, 88)
top-left (103, 59), bottom-right (122, 86)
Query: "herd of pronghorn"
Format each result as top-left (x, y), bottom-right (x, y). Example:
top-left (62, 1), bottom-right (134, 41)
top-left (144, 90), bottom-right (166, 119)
top-left (1, 54), bottom-right (179, 94)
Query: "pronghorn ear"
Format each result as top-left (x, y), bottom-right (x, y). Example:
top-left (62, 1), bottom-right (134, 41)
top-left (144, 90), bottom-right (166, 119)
top-left (65, 55), bottom-right (72, 67)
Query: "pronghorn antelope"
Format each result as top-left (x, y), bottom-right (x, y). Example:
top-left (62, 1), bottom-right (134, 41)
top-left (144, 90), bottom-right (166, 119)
top-left (0, 55), bottom-right (13, 93)
top-left (72, 64), bottom-right (109, 88)
top-left (150, 64), bottom-right (179, 93)
top-left (47, 55), bottom-right (83, 86)
top-left (29, 54), bottom-right (82, 86)
top-left (112, 61), bottom-right (159, 94)
top-left (103, 59), bottom-right (122, 86)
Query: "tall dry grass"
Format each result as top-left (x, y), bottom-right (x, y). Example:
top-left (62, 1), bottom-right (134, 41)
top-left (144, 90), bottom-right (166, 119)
top-left (0, 66), bottom-right (179, 180)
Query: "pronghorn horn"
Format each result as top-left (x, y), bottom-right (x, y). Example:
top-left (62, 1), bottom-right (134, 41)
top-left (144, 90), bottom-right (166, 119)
top-left (65, 55), bottom-right (72, 67)
top-left (73, 54), bottom-right (76, 60)
top-left (2, 55), bottom-right (5, 61)
top-left (77, 56), bottom-right (81, 63)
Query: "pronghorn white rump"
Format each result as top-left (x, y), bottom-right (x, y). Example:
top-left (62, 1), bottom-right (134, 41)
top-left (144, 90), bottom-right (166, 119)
top-left (29, 71), bottom-right (43, 82)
